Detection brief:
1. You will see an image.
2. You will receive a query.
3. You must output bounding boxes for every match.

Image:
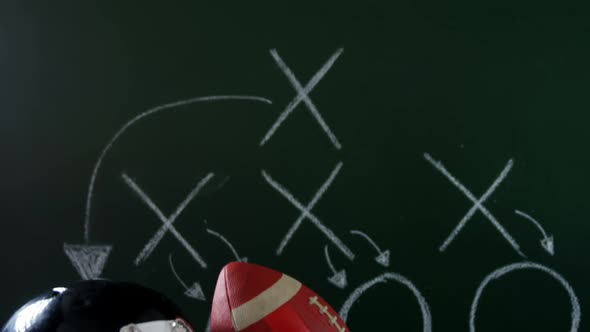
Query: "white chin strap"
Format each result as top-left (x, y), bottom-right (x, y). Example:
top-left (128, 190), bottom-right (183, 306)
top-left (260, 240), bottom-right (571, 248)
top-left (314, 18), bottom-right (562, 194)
top-left (120, 319), bottom-right (193, 332)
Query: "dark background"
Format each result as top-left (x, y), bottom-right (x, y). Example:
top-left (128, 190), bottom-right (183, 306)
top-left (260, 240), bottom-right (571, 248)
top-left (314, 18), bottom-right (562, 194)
top-left (1, 1), bottom-right (589, 331)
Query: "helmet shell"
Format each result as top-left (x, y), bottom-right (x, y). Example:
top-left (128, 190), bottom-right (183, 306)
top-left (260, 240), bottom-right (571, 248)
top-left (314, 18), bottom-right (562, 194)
top-left (1, 280), bottom-right (193, 332)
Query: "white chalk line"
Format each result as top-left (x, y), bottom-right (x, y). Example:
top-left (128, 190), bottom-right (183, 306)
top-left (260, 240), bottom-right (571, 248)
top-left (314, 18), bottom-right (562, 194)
top-left (206, 228), bottom-right (245, 262)
top-left (84, 95), bottom-right (272, 243)
top-left (261, 163), bottom-right (354, 260)
top-left (261, 49), bottom-right (343, 149)
top-left (470, 261), bottom-right (581, 332)
top-left (515, 210), bottom-right (550, 239)
top-left (350, 230), bottom-right (383, 253)
top-left (324, 245), bottom-right (338, 274)
top-left (423, 153), bottom-right (525, 257)
top-left (339, 272), bottom-right (432, 332)
top-left (204, 317), bottom-right (211, 332)
top-left (168, 254), bottom-right (188, 289)
top-left (122, 173), bottom-right (212, 268)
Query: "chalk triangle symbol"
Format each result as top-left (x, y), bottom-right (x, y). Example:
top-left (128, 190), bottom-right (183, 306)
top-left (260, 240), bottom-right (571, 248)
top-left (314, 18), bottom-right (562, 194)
top-left (63, 244), bottom-right (112, 280)
top-left (328, 270), bottom-right (348, 289)
top-left (541, 236), bottom-right (555, 256)
top-left (185, 282), bottom-right (206, 301)
top-left (375, 250), bottom-right (390, 267)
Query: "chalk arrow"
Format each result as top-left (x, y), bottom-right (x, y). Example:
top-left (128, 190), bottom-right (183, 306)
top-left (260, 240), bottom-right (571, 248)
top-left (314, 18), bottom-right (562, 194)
top-left (63, 244), bottom-right (112, 280)
top-left (206, 228), bottom-right (248, 262)
top-left (515, 210), bottom-right (554, 255)
top-left (541, 236), bottom-right (555, 256)
top-left (169, 254), bottom-right (206, 301)
top-left (350, 230), bottom-right (390, 267)
top-left (184, 282), bottom-right (206, 301)
top-left (375, 250), bottom-right (391, 267)
top-left (324, 245), bottom-right (347, 289)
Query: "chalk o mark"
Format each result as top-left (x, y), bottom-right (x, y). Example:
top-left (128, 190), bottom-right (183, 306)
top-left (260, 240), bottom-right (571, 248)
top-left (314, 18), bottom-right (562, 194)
top-left (470, 261), bottom-right (581, 332)
top-left (339, 272), bottom-right (431, 332)
top-left (84, 95), bottom-right (272, 243)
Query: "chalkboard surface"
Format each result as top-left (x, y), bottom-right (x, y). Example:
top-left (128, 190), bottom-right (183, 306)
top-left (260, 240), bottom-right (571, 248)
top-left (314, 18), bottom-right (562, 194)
top-left (1, 1), bottom-right (589, 331)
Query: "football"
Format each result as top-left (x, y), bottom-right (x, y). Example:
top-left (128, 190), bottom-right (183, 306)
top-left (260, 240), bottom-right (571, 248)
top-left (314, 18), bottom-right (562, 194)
top-left (210, 262), bottom-right (350, 332)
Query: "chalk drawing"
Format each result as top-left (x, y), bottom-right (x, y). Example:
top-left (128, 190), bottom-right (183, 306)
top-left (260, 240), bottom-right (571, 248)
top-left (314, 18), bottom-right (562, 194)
top-left (339, 272), bottom-right (431, 332)
top-left (515, 209), bottom-right (555, 255)
top-left (63, 244), bottom-right (112, 280)
top-left (350, 230), bottom-right (390, 267)
top-left (470, 262), bottom-right (581, 332)
top-left (261, 49), bottom-right (343, 149)
top-left (121, 172), bottom-right (213, 268)
top-left (423, 153), bottom-right (525, 257)
top-left (168, 254), bottom-right (206, 301)
top-left (261, 162), bottom-right (355, 260)
top-left (206, 228), bottom-right (248, 262)
top-left (84, 95), bottom-right (272, 243)
top-left (324, 245), bottom-right (348, 289)
top-left (204, 317), bottom-right (210, 332)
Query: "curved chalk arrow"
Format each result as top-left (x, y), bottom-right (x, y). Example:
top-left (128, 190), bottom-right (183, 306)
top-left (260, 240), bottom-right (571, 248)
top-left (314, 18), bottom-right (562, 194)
top-left (471, 261), bottom-right (580, 332)
top-left (324, 245), bottom-right (347, 289)
top-left (340, 272), bottom-right (431, 332)
top-left (514, 210), bottom-right (555, 255)
top-left (169, 254), bottom-right (206, 301)
top-left (350, 230), bottom-right (390, 267)
top-left (84, 95), bottom-right (273, 242)
top-left (206, 228), bottom-right (248, 262)
top-left (65, 95), bottom-right (271, 280)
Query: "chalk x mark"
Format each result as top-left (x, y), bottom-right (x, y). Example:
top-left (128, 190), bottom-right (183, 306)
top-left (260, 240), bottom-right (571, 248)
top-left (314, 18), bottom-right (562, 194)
top-left (206, 228), bottom-right (248, 262)
top-left (515, 210), bottom-right (555, 255)
top-left (423, 153), bottom-right (525, 257)
top-left (261, 49), bottom-right (343, 149)
top-left (84, 95), bottom-right (272, 243)
top-left (122, 172), bottom-right (213, 268)
top-left (262, 162), bottom-right (355, 260)
top-left (324, 245), bottom-right (348, 289)
top-left (168, 254), bottom-right (206, 301)
top-left (350, 230), bottom-right (390, 267)
top-left (471, 261), bottom-right (580, 332)
top-left (63, 244), bottom-right (112, 280)
top-left (340, 272), bottom-right (431, 332)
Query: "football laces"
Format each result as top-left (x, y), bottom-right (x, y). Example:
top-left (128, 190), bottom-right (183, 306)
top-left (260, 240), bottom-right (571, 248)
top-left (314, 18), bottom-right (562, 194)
top-left (308, 296), bottom-right (347, 332)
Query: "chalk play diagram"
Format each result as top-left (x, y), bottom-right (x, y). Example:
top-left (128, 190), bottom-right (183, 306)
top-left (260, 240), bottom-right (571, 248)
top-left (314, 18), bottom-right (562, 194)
top-left (61, 49), bottom-right (581, 332)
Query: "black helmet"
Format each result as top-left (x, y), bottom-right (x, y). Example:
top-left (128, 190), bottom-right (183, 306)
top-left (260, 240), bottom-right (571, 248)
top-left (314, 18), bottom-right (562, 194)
top-left (1, 280), bottom-right (194, 332)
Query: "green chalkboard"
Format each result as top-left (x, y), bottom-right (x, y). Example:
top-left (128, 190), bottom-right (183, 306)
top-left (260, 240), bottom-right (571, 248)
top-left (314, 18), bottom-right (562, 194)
top-left (1, 1), bottom-right (589, 331)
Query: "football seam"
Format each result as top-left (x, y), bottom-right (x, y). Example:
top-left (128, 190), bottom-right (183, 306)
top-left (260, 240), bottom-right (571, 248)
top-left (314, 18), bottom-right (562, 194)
top-left (223, 268), bottom-right (239, 331)
top-left (308, 296), bottom-right (347, 332)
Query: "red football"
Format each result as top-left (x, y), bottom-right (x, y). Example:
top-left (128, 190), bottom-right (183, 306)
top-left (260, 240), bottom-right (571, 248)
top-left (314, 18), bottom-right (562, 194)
top-left (210, 262), bottom-right (350, 332)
